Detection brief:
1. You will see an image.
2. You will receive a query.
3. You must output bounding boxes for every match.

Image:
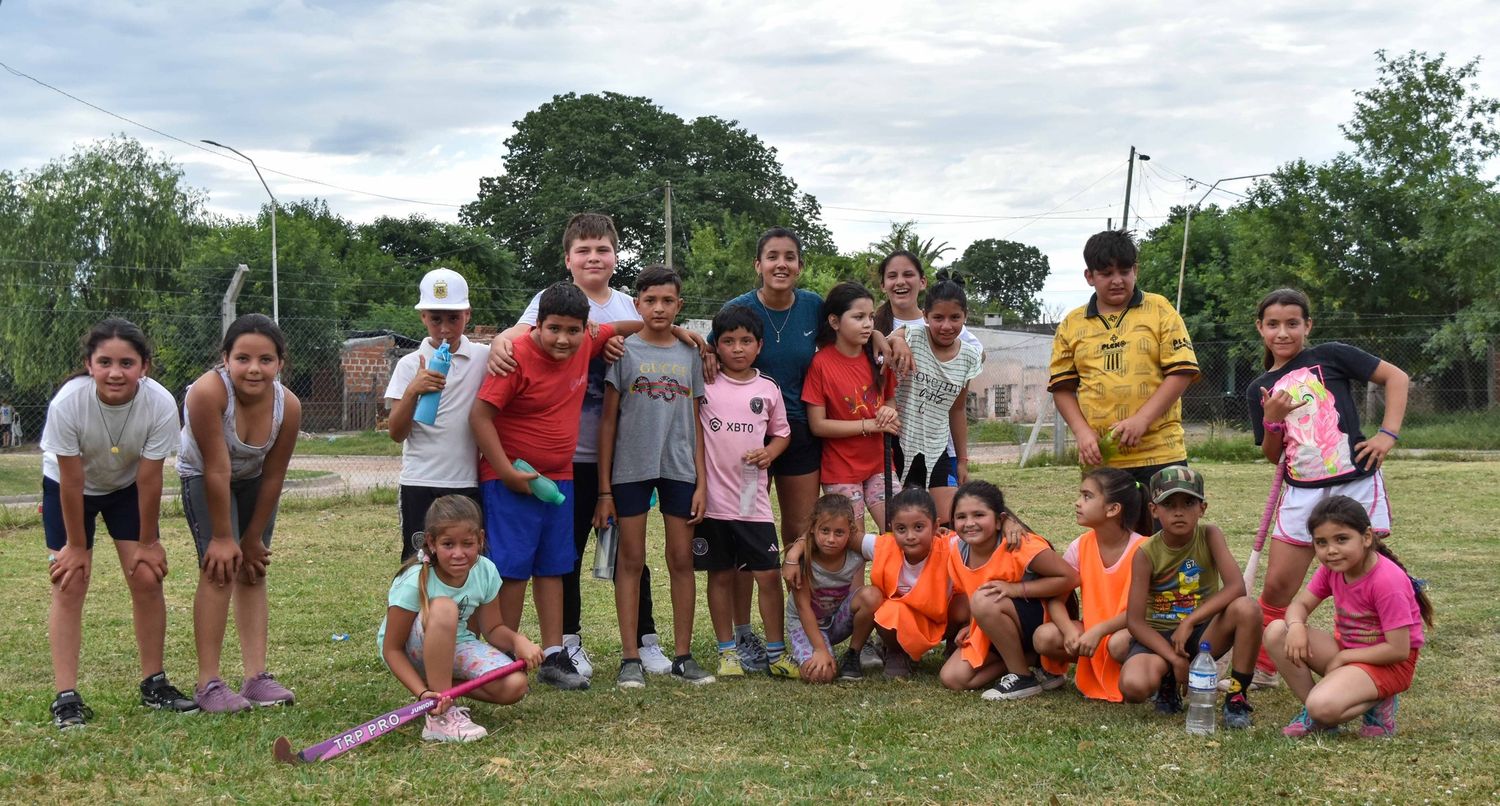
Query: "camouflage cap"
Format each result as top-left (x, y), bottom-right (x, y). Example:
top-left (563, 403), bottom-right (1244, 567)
top-left (1149, 465), bottom-right (1205, 504)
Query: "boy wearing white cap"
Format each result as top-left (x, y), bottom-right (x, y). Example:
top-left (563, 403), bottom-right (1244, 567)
top-left (384, 268), bottom-right (490, 561)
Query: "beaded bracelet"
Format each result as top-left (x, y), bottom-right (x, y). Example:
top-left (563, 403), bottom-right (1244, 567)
top-left (1263, 420), bottom-right (1285, 434)
top-left (1378, 427), bottom-right (1400, 442)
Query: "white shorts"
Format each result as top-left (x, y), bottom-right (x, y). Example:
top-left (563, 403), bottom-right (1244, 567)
top-left (1272, 471), bottom-right (1391, 546)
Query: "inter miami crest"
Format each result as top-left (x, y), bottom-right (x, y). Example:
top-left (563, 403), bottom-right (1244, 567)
top-left (750, 396), bottom-right (764, 415)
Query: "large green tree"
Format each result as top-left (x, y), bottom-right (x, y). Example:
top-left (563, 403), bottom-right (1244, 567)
top-left (0, 135), bottom-right (207, 391)
top-left (948, 238), bottom-right (1050, 324)
top-left (461, 92), bottom-right (834, 290)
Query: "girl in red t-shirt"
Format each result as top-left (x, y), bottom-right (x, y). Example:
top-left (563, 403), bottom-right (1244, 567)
top-left (801, 281), bottom-right (898, 531)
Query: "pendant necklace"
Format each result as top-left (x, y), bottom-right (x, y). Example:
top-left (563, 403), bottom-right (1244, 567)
top-left (759, 291), bottom-right (793, 343)
top-left (96, 389), bottom-right (137, 455)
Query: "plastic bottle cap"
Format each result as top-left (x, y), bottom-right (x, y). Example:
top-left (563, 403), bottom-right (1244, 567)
top-left (1199, 641), bottom-right (1211, 652)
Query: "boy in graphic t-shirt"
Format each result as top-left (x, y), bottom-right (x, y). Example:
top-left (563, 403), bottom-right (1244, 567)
top-left (1121, 466), bottom-right (1262, 729)
top-left (595, 266), bottom-right (711, 688)
top-left (693, 304), bottom-right (794, 680)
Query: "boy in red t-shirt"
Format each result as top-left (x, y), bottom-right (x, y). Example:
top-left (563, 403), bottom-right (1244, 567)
top-left (470, 282), bottom-right (646, 691)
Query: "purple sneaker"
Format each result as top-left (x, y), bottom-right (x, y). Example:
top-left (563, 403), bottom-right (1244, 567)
top-left (241, 672), bottom-right (295, 707)
top-left (195, 678), bottom-right (252, 714)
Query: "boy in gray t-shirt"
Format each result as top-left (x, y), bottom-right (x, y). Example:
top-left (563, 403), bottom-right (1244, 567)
top-left (596, 266), bottom-right (711, 686)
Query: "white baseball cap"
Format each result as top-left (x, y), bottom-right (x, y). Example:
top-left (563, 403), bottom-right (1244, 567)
top-left (414, 268), bottom-right (471, 310)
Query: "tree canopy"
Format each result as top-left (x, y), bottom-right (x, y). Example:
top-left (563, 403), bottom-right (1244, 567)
top-left (461, 92), bottom-right (833, 289)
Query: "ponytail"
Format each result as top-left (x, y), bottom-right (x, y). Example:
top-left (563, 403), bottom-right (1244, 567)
top-left (1374, 539), bottom-right (1434, 627)
top-left (1084, 467), bottom-right (1152, 536)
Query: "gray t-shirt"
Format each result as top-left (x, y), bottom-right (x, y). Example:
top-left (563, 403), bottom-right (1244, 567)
top-left (42, 376), bottom-right (179, 495)
top-left (786, 549), bottom-right (866, 628)
top-left (604, 335), bottom-right (703, 485)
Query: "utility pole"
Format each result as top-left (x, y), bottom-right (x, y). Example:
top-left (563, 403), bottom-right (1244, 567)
top-left (1120, 146), bottom-right (1150, 231)
top-left (221, 264), bottom-right (249, 336)
top-left (663, 181), bottom-right (673, 268)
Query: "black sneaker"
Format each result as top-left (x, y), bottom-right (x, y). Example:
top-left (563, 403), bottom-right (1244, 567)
top-left (981, 673), bottom-right (1042, 701)
top-left (670, 655), bottom-right (716, 685)
top-left (51, 690), bottom-right (94, 730)
top-left (837, 648), bottom-right (864, 681)
top-left (537, 650), bottom-right (590, 691)
top-left (1154, 675), bottom-right (1183, 715)
top-left (141, 672), bottom-right (199, 713)
top-left (1223, 691), bottom-right (1254, 730)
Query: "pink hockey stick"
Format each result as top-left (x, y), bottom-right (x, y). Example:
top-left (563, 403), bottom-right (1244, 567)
top-left (1242, 453), bottom-right (1288, 593)
top-left (273, 659), bottom-right (527, 764)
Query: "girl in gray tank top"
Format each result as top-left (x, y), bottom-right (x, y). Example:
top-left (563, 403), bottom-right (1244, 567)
top-left (179, 314), bottom-right (304, 713)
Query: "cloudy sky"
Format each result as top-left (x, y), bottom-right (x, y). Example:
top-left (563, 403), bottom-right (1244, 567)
top-left (3, 1), bottom-right (1497, 314)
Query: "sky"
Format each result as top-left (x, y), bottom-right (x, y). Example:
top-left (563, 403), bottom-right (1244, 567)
top-left (2, 0), bottom-right (1498, 315)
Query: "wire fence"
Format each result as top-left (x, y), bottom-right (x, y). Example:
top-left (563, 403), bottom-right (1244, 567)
top-left (1, 296), bottom-right (1495, 499)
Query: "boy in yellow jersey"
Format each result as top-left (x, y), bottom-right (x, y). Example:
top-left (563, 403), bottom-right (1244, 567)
top-left (1049, 230), bottom-right (1198, 486)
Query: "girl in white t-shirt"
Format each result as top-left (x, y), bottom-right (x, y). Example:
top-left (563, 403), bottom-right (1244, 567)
top-left (41, 318), bottom-right (195, 729)
top-left (178, 314), bottom-right (302, 713)
top-left (380, 496), bottom-right (542, 742)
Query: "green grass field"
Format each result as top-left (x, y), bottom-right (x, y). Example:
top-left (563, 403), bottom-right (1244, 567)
top-left (0, 455), bottom-right (332, 499)
top-left (2, 461), bottom-right (1498, 803)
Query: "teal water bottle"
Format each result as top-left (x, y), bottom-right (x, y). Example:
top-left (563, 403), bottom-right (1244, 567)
top-left (512, 459), bottom-right (566, 505)
top-left (412, 342), bottom-right (452, 426)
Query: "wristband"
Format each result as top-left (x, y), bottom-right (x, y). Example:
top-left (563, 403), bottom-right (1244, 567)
top-left (860, 419), bottom-right (868, 436)
top-left (1262, 420), bottom-right (1285, 434)
top-left (782, 560), bottom-right (799, 566)
top-left (598, 492), bottom-right (613, 499)
top-left (1378, 427), bottom-right (1400, 442)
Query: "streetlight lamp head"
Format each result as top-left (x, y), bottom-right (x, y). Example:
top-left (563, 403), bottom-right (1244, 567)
top-left (1138, 154), bottom-right (1151, 161)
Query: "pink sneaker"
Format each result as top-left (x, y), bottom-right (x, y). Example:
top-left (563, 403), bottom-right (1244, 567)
top-left (421, 706), bottom-right (488, 743)
top-left (241, 672), bottom-right (295, 707)
top-left (194, 678), bottom-right (252, 714)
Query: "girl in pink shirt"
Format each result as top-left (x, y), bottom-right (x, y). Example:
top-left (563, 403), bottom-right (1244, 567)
top-left (1265, 495), bottom-right (1433, 737)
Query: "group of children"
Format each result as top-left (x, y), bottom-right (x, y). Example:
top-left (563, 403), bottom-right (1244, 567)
top-left (39, 217), bottom-right (1432, 749)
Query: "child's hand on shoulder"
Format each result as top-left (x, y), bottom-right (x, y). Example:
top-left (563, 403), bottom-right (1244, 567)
top-left (603, 333), bottom-right (625, 364)
top-left (1000, 516), bottom-right (1026, 550)
top-left (487, 338), bottom-right (517, 377)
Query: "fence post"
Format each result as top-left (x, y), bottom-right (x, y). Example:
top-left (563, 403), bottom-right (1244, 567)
top-left (221, 264), bottom-right (249, 337)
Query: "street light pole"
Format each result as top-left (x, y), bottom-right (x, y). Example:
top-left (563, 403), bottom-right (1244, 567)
top-left (202, 139), bottom-right (279, 323)
top-left (1175, 173), bottom-right (1270, 310)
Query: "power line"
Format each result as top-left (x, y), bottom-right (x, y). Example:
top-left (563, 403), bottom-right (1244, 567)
top-left (0, 58), bottom-right (464, 208)
top-left (820, 203), bottom-right (1113, 220)
top-left (1003, 162), bottom-right (1128, 239)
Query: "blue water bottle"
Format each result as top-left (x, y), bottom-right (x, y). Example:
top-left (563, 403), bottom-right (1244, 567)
top-left (411, 342), bottom-right (452, 426)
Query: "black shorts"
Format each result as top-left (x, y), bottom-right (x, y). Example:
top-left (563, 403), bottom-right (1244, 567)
top-left (892, 443), bottom-right (955, 489)
top-left (1122, 460), bottom-right (1188, 489)
top-left (42, 477), bottom-right (140, 551)
top-left (1013, 596), bottom-right (1046, 657)
top-left (692, 518), bottom-right (781, 572)
top-left (182, 475), bottom-right (278, 564)
top-left (770, 419), bottom-right (821, 478)
top-left (614, 477), bottom-right (696, 519)
top-left (1126, 619), bottom-right (1212, 661)
top-left (399, 484), bottom-right (482, 562)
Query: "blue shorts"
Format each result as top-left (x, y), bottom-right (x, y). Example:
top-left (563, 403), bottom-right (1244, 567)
top-left (42, 477), bottom-right (141, 551)
top-left (481, 479), bottom-right (576, 579)
top-left (614, 477), bottom-right (696, 519)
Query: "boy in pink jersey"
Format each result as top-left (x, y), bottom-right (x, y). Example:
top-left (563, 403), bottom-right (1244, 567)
top-left (694, 305), bottom-right (794, 678)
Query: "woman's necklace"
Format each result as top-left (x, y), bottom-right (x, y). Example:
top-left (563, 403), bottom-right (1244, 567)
top-left (758, 290), bottom-right (794, 343)
top-left (96, 389), bottom-right (137, 455)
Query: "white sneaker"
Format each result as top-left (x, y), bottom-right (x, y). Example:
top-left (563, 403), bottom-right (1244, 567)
top-left (638, 634), bottom-right (673, 675)
top-left (422, 706), bottom-right (488, 743)
top-left (563, 634), bottom-right (593, 680)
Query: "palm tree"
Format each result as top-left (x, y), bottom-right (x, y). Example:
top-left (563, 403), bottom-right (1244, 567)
top-left (870, 220), bottom-right (953, 270)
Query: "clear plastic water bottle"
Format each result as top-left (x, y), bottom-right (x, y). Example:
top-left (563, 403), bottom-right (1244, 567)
top-left (592, 519), bottom-right (617, 580)
top-left (1186, 641), bottom-right (1217, 735)
top-left (412, 342), bottom-right (452, 425)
